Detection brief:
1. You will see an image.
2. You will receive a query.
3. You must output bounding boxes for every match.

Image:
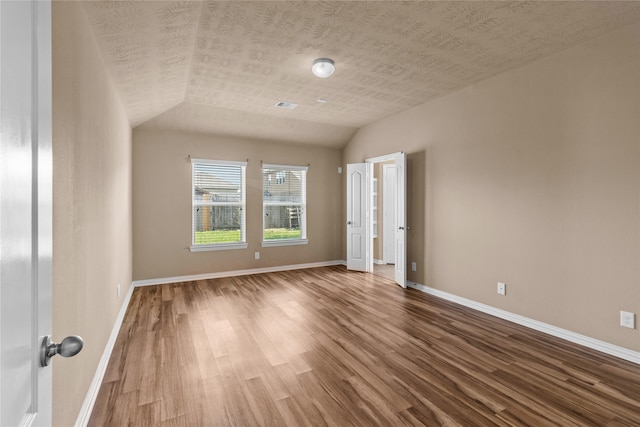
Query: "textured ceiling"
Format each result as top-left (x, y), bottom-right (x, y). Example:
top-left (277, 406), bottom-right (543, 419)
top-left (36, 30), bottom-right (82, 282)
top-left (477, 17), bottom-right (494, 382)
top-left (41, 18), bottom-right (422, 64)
top-left (82, 1), bottom-right (640, 148)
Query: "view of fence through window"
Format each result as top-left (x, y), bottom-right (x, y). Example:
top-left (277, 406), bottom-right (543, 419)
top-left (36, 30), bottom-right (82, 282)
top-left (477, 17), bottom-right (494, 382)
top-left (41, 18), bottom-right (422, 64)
top-left (192, 161), bottom-right (246, 246)
top-left (262, 165), bottom-right (307, 241)
top-left (192, 161), bottom-right (307, 247)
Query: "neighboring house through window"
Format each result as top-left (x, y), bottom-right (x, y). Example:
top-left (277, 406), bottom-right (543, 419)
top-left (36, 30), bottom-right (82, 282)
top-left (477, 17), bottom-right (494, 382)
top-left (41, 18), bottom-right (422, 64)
top-left (262, 164), bottom-right (308, 246)
top-left (191, 158), bottom-right (247, 251)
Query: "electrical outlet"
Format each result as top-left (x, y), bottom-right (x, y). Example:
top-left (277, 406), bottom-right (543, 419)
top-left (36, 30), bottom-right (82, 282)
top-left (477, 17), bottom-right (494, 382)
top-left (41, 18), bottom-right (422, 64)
top-left (116, 284), bottom-right (120, 300)
top-left (255, 251), bottom-right (260, 260)
top-left (411, 262), bottom-right (417, 271)
top-left (620, 311), bottom-right (635, 329)
top-left (497, 282), bottom-right (506, 295)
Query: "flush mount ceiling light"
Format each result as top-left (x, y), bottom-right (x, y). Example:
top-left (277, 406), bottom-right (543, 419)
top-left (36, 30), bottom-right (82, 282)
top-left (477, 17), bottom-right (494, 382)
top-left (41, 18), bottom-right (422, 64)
top-left (312, 58), bottom-right (335, 78)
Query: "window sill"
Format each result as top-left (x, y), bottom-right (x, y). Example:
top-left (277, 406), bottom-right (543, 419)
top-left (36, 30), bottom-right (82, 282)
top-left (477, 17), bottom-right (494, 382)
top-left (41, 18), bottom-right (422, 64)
top-left (261, 239), bottom-right (308, 248)
top-left (190, 243), bottom-right (248, 252)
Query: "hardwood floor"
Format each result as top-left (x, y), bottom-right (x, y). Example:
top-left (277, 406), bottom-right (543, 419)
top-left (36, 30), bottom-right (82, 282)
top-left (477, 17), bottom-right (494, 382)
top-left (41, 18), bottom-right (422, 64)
top-left (373, 263), bottom-right (395, 281)
top-left (88, 266), bottom-right (640, 426)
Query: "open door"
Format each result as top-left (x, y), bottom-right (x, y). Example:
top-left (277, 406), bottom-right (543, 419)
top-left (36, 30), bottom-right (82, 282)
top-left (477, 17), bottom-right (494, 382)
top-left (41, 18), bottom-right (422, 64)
top-left (364, 152), bottom-right (406, 288)
top-left (382, 164), bottom-right (396, 265)
top-left (1, 1), bottom-right (53, 425)
top-left (394, 153), bottom-right (407, 287)
top-left (346, 163), bottom-right (368, 272)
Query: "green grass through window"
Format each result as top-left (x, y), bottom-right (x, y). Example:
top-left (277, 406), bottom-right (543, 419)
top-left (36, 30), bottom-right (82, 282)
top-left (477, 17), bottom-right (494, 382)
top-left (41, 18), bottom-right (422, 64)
top-left (263, 228), bottom-right (301, 240)
top-left (194, 228), bottom-right (301, 244)
top-left (194, 229), bottom-right (241, 244)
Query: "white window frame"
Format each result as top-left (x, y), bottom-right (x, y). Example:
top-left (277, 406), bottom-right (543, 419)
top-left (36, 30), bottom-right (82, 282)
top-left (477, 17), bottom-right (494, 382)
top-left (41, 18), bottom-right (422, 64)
top-left (262, 163), bottom-right (308, 247)
top-left (190, 158), bottom-right (248, 252)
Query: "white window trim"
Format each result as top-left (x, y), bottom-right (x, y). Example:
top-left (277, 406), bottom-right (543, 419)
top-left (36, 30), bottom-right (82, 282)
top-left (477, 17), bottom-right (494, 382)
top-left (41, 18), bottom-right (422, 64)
top-left (191, 242), bottom-right (248, 252)
top-left (262, 164), bottom-right (308, 247)
top-left (191, 158), bottom-right (247, 167)
top-left (262, 239), bottom-right (308, 248)
top-left (190, 158), bottom-right (247, 252)
top-left (262, 163), bottom-right (309, 171)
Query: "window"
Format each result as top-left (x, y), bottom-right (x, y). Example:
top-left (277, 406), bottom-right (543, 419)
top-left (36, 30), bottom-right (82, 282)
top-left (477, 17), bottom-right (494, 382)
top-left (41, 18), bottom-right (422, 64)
top-left (262, 164), bottom-right (308, 246)
top-left (191, 159), bottom-right (247, 251)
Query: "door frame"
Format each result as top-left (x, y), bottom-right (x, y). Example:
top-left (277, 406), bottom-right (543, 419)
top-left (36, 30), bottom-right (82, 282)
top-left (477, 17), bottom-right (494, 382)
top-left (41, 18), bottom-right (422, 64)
top-left (365, 152), bottom-right (406, 287)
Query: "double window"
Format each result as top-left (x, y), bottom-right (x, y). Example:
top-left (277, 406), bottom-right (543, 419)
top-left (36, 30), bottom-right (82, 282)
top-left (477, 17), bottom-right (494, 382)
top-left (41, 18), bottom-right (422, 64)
top-left (190, 159), bottom-right (307, 251)
top-left (262, 164), bottom-right (308, 246)
top-left (191, 159), bottom-right (247, 251)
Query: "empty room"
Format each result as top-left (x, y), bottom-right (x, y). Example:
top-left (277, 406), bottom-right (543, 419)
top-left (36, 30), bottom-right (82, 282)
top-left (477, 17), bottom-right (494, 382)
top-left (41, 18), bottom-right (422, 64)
top-left (1, 1), bottom-right (640, 426)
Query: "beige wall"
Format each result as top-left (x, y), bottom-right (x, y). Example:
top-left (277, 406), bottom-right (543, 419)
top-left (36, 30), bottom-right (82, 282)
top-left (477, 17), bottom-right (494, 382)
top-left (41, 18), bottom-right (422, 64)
top-left (132, 128), bottom-right (342, 281)
top-left (52, 2), bottom-right (133, 426)
top-left (344, 24), bottom-right (640, 351)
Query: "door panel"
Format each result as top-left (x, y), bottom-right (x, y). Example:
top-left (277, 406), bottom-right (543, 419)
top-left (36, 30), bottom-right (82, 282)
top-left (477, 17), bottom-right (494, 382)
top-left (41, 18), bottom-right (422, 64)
top-left (394, 153), bottom-right (407, 287)
top-left (346, 163), bottom-right (367, 272)
top-left (0, 1), bottom-right (52, 425)
top-left (383, 164), bottom-right (396, 264)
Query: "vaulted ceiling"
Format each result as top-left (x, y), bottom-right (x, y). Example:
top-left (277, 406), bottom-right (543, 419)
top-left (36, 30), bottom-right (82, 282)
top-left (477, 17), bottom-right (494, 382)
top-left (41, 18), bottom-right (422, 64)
top-left (82, 1), bottom-right (640, 148)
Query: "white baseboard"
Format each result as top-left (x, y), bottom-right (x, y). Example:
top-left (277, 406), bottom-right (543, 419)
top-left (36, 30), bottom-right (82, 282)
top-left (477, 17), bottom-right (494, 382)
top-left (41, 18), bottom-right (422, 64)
top-left (75, 283), bottom-right (136, 427)
top-left (132, 260), bottom-right (345, 287)
top-left (407, 281), bottom-right (640, 365)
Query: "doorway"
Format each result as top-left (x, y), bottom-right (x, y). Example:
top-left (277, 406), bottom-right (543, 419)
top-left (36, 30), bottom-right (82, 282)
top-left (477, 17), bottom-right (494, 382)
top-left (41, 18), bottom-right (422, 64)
top-left (372, 161), bottom-right (396, 281)
top-left (346, 152), bottom-right (406, 287)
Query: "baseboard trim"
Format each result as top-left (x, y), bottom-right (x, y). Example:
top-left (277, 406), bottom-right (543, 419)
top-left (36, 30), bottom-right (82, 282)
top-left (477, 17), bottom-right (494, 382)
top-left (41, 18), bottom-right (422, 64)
top-left (75, 283), bottom-right (136, 427)
top-left (407, 281), bottom-right (640, 365)
top-left (132, 260), bottom-right (345, 287)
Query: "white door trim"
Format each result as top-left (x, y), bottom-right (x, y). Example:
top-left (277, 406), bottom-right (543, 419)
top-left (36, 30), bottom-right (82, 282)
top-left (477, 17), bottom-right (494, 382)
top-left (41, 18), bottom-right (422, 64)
top-left (366, 152), bottom-right (403, 164)
top-left (365, 152), bottom-right (407, 287)
top-left (393, 153), bottom-right (407, 288)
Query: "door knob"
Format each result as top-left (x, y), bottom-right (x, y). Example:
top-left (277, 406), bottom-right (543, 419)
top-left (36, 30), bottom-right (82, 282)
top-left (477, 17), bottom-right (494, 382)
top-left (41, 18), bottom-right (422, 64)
top-left (398, 226), bottom-right (405, 230)
top-left (346, 221), bottom-right (352, 225)
top-left (40, 335), bottom-right (84, 367)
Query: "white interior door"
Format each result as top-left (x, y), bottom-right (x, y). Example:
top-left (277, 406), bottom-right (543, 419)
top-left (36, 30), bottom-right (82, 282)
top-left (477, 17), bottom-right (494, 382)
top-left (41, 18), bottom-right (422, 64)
top-left (346, 163), bottom-right (368, 272)
top-left (0, 1), bottom-right (53, 425)
top-left (382, 164), bottom-right (396, 265)
top-left (394, 153), bottom-right (407, 287)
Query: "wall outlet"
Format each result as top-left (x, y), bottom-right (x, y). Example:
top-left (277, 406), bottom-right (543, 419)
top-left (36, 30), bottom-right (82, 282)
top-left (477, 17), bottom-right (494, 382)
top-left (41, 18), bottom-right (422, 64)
top-left (411, 262), bottom-right (417, 271)
top-left (255, 251), bottom-right (260, 260)
top-left (116, 284), bottom-right (120, 300)
top-left (620, 311), bottom-right (635, 329)
top-left (497, 282), bottom-right (506, 295)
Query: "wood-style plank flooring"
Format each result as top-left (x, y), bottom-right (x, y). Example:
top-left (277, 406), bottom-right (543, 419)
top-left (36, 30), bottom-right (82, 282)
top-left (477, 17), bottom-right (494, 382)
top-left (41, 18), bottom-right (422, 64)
top-left (89, 266), bottom-right (640, 426)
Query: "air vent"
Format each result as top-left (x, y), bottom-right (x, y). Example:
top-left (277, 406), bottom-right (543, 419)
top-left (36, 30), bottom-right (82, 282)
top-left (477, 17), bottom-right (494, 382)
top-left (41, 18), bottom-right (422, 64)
top-left (274, 101), bottom-right (298, 109)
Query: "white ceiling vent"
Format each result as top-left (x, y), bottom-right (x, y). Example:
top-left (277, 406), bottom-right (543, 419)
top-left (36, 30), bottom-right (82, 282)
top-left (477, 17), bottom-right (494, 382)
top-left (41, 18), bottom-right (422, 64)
top-left (274, 101), bottom-right (298, 109)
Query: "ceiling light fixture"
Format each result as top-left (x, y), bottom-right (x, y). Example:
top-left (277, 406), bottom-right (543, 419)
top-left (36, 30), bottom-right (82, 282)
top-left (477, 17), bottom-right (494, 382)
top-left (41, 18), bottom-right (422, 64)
top-left (312, 58), bottom-right (335, 78)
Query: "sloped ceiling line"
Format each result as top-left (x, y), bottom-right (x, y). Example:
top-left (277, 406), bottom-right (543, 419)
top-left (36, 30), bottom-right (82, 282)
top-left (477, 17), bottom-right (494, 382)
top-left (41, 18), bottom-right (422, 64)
top-left (82, 1), bottom-right (640, 148)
